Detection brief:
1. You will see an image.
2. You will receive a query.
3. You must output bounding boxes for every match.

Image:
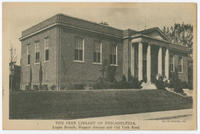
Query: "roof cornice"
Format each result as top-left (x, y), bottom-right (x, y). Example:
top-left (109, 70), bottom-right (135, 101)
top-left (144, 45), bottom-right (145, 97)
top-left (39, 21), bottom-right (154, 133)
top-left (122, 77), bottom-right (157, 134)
top-left (19, 14), bottom-right (123, 41)
top-left (19, 22), bottom-right (122, 41)
top-left (130, 34), bottom-right (190, 53)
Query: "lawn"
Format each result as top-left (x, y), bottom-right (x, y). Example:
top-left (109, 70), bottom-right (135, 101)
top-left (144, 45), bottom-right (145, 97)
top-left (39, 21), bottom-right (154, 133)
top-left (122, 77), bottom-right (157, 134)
top-left (9, 89), bottom-right (192, 119)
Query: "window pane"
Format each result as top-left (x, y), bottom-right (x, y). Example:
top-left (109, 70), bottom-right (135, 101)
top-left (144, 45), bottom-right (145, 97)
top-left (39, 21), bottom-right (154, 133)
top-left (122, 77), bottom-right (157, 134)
top-left (45, 49), bottom-right (49, 61)
top-left (28, 55), bottom-right (30, 64)
top-left (75, 38), bottom-right (84, 61)
top-left (74, 49), bottom-right (78, 60)
top-left (110, 44), bottom-right (117, 64)
top-left (35, 53), bottom-right (37, 62)
top-left (178, 56), bottom-right (183, 72)
top-left (97, 53), bottom-right (100, 62)
top-left (93, 41), bottom-right (101, 63)
top-left (79, 50), bottom-right (83, 60)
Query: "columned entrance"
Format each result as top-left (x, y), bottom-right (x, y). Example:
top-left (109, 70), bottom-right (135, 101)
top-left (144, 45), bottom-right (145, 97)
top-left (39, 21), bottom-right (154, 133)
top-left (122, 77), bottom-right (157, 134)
top-left (130, 41), bottom-right (170, 86)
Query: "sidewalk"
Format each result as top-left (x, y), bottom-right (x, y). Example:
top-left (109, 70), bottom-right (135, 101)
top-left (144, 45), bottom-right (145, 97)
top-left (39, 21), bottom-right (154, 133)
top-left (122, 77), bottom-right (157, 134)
top-left (77, 109), bottom-right (193, 121)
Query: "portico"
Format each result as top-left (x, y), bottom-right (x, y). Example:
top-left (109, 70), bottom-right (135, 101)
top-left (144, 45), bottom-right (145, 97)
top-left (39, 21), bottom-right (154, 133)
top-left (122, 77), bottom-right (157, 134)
top-left (130, 40), bottom-right (169, 84)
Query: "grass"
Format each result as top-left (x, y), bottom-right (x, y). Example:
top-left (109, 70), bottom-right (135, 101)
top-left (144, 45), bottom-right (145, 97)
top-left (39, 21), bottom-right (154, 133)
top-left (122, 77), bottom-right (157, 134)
top-left (9, 89), bottom-right (192, 119)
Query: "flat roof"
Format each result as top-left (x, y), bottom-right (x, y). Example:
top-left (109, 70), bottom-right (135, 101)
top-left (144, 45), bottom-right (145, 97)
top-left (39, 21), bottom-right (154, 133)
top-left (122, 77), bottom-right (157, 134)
top-left (21, 13), bottom-right (123, 39)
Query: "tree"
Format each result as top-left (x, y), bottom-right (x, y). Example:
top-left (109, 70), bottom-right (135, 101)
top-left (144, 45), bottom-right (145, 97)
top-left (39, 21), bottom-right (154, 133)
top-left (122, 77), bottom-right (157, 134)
top-left (162, 23), bottom-right (193, 89)
top-left (9, 46), bottom-right (17, 91)
top-left (162, 23), bottom-right (193, 49)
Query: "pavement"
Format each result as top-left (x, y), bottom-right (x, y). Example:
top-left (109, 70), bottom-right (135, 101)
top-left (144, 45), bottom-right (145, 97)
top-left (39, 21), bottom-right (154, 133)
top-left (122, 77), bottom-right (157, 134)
top-left (77, 109), bottom-right (193, 121)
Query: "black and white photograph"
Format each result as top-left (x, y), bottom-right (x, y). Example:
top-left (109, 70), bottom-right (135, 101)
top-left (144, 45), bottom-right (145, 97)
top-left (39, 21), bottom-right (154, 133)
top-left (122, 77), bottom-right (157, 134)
top-left (2, 2), bottom-right (197, 130)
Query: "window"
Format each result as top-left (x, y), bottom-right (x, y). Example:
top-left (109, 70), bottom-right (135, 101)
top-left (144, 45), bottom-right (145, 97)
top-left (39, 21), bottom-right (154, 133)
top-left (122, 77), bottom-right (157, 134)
top-left (74, 37), bottom-right (84, 61)
top-left (27, 45), bottom-right (30, 65)
top-left (93, 41), bottom-right (102, 63)
top-left (169, 55), bottom-right (174, 72)
top-left (110, 44), bottom-right (117, 65)
top-left (44, 38), bottom-right (49, 61)
top-left (35, 41), bottom-right (40, 63)
top-left (28, 55), bottom-right (31, 65)
top-left (178, 56), bottom-right (183, 72)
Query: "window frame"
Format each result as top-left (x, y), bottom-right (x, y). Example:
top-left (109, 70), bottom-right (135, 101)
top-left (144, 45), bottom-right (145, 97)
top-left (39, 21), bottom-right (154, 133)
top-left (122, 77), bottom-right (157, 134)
top-left (35, 41), bottom-right (40, 64)
top-left (44, 37), bottom-right (49, 62)
top-left (110, 43), bottom-right (118, 66)
top-left (178, 56), bottom-right (183, 73)
top-left (27, 44), bottom-right (30, 65)
top-left (93, 40), bottom-right (102, 64)
top-left (74, 37), bottom-right (85, 63)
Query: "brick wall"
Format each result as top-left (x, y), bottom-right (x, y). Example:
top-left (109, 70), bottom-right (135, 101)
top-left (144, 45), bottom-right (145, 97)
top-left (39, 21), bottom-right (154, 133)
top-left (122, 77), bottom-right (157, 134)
top-left (170, 50), bottom-right (188, 83)
top-left (20, 27), bottom-right (59, 90)
top-left (59, 27), bottom-right (123, 89)
top-left (173, 54), bottom-right (188, 83)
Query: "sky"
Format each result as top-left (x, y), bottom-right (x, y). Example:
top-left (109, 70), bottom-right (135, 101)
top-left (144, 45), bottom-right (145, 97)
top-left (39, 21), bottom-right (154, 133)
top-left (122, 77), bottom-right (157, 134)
top-left (3, 3), bottom-right (196, 65)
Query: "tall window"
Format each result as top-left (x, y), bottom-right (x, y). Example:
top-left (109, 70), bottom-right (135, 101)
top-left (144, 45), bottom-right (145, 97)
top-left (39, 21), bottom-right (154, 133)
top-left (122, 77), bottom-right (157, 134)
top-left (93, 41), bottom-right (102, 63)
top-left (74, 37), bottom-right (84, 61)
top-left (110, 44), bottom-right (117, 65)
top-left (35, 41), bottom-right (40, 63)
top-left (169, 55), bottom-right (174, 72)
top-left (44, 38), bottom-right (49, 61)
top-left (178, 56), bottom-right (183, 72)
top-left (27, 45), bottom-right (30, 65)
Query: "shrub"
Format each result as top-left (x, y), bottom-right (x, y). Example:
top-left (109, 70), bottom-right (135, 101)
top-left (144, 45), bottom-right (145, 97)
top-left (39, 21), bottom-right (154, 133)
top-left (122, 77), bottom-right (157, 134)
top-left (169, 69), bottom-right (184, 94)
top-left (41, 84), bottom-right (48, 90)
top-left (106, 66), bottom-right (117, 82)
top-left (33, 85), bottom-right (39, 90)
top-left (60, 85), bottom-right (66, 90)
top-left (25, 85), bottom-right (31, 90)
top-left (129, 77), bottom-right (143, 89)
top-left (154, 75), bottom-right (166, 90)
top-left (121, 75), bottom-right (127, 82)
top-left (181, 81), bottom-right (189, 89)
top-left (93, 78), bottom-right (113, 89)
top-left (50, 85), bottom-right (56, 90)
top-left (72, 84), bottom-right (85, 90)
top-left (93, 76), bottom-right (142, 89)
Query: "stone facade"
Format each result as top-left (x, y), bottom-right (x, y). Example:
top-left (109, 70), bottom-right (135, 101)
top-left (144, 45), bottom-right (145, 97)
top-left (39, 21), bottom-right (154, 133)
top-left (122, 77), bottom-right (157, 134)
top-left (20, 14), bottom-right (190, 90)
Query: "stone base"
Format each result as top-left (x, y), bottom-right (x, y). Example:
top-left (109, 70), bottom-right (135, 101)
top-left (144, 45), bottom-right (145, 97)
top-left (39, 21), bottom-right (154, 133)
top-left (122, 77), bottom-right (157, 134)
top-left (141, 82), bottom-right (157, 89)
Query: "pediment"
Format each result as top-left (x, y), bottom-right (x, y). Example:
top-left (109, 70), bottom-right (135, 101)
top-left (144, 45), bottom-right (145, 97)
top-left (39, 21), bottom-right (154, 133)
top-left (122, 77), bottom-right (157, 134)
top-left (140, 28), bottom-right (169, 42)
top-left (146, 31), bottom-right (166, 40)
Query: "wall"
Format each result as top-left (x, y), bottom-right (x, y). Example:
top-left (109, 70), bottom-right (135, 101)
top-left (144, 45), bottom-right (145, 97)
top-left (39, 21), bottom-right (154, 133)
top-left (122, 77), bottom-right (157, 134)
top-left (59, 27), bottom-right (123, 89)
top-left (20, 26), bottom-right (59, 90)
top-left (170, 50), bottom-right (188, 83)
top-left (122, 38), bottom-right (129, 79)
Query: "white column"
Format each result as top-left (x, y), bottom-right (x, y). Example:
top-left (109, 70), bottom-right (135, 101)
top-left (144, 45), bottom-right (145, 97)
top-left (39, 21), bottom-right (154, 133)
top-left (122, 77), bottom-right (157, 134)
top-left (147, 44), bottom-right (151, 83)
top-left (165, 49), bottom-right (169, 79)
top-left (158, 47), bottom-right (162, 75)
top-left (138, 42), bottom-right (143, 81)
top-left (131, 44), bottom-right (135, 76)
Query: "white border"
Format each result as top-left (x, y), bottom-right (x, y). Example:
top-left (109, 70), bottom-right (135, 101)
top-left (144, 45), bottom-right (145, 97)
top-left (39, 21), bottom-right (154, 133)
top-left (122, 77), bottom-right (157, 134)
top-left (0, 1), bottom-right (199, 134)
